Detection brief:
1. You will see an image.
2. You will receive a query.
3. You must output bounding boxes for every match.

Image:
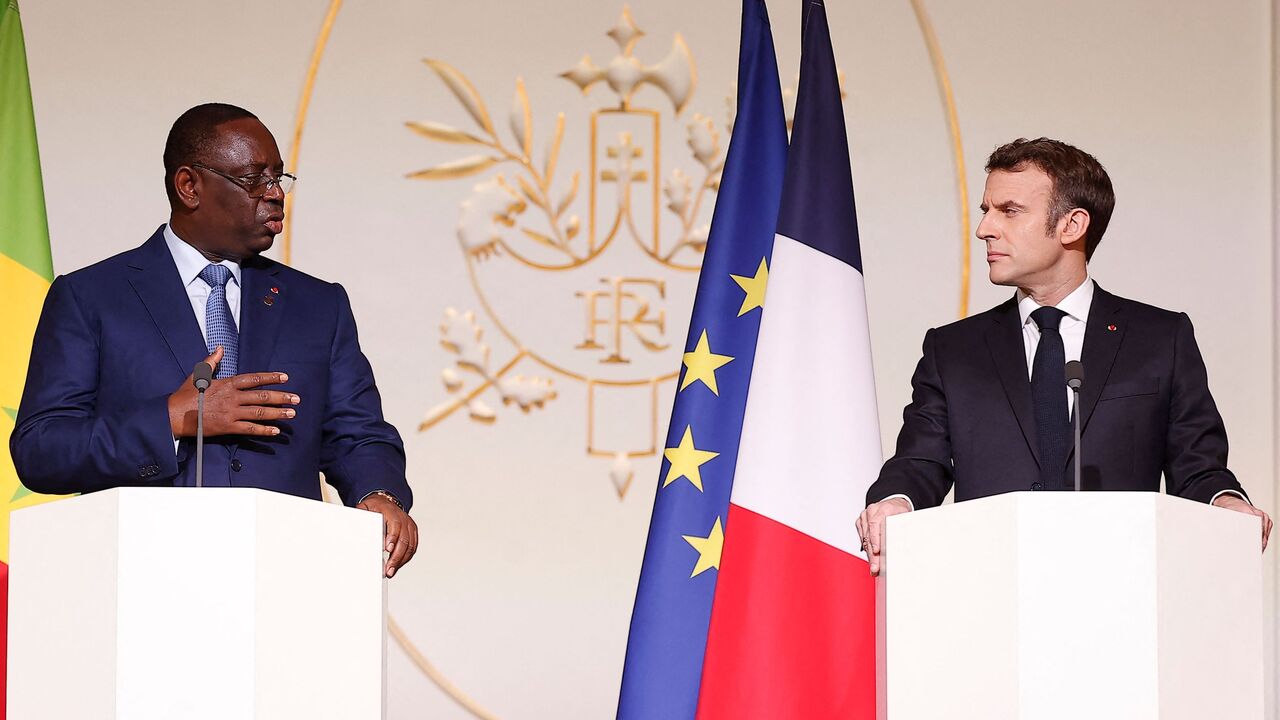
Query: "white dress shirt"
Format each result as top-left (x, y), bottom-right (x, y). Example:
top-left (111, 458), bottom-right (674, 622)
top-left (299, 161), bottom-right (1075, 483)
top-left (1017, 276), bottom-right (1093, 416)
top-left (163, 224), bottom-right (241, 342)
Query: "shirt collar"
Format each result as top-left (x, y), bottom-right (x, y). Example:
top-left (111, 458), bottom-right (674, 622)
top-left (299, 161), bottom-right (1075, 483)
top-left (1016, 276), bottom-right (1094, 327)
top-left (163, 224), bottom-right (241, 288)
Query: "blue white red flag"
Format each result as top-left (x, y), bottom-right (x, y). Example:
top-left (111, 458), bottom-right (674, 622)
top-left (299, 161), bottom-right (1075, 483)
top-left (619, 1), bottom-right (879, 717)
top-left (616, 0), bottom-right (787, 717)
top-left (697, 1), bottom-right (880, 717)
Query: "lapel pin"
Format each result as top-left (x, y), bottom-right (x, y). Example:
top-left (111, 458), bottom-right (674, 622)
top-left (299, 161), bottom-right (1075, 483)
top-left (270, 286), bottom-right (279, 294)
top-left (263, 296), bottom-right (275, 306)
top-left (1107, 324), bottom-right (1117, 332)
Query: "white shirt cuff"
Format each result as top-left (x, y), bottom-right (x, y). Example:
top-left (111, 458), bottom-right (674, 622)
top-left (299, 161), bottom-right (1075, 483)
top-left (1210, 489), bottom-right (1248, 506)
top-left (883, 493), bottom-right (915, 511)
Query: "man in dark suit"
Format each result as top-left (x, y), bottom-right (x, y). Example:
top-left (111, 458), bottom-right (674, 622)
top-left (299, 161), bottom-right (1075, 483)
top-left (11, 103), bottom-right (418, 577)
top-left (856, 138), bottom-right (1270, 575)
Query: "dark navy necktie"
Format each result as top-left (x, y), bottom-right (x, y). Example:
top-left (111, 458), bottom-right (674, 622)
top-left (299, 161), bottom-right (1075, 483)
top-left (1031, 306), bottom-right (1069, 490)
top-left (199, 263), bottom-right (239, 378)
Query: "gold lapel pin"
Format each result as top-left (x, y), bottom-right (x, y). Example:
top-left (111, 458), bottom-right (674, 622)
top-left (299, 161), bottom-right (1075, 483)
top-left (263, 296), bottom-right (275, 306)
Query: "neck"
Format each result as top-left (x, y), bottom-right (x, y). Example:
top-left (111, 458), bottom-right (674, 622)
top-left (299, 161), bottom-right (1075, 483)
top-left (169, 215), bottom-right (241, 264)
top-left (1020, 268), bottom-right (1088, 307)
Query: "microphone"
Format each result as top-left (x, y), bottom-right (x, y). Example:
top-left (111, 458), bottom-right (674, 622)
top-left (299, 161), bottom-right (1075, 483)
top-left (192, 362), bottom-right (214, 489)
top-left (1065, 360), bottom-right (1084, 491)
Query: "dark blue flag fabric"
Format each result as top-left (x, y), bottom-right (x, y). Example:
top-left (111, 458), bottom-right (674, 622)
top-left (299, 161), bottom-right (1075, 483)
top-left (615, 0), bottom-right (787, 717)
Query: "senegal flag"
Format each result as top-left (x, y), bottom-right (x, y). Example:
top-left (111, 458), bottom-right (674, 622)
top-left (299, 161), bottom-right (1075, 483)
top-left (1, 0), bottom-right (62, 567)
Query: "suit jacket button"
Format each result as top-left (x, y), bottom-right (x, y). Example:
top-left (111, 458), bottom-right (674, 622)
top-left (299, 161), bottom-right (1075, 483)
top-left (1031, 482), bottom-right (1043, 491)
top-left (231, 459), bottom-right (243, 472)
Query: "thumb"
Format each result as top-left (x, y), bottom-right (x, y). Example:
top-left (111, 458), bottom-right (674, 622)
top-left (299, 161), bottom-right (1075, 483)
top-left (198, 345), bottom-right (225, 375)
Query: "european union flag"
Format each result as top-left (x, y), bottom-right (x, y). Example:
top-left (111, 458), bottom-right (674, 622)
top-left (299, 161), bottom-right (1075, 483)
top-left (616, 1), bottom-right (788, 717)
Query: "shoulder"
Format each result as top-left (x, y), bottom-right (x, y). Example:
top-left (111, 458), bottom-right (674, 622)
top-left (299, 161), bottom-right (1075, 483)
top-left (928, 296), bottom-right (1016, 343)
top-left (248, 257), bottom-right (354, 316)
top-left (1094, 286), bottom-right (1189, 329)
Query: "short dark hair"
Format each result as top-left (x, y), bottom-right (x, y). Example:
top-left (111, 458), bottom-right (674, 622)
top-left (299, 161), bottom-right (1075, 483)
top-left (985, 138), bottom-right (1115, 261)
top-left (163, 103), bottom-right (258, 204)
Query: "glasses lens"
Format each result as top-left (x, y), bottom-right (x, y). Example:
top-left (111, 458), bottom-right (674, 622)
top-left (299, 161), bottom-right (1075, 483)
top-left (277, 174), bottom-right (295, 195)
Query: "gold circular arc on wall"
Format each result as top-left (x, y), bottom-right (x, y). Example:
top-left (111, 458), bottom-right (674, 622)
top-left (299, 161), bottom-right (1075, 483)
top-left (285, 2), bottom-right (972, 717)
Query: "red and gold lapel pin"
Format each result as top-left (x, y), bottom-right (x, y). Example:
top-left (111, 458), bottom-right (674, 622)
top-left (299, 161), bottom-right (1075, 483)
top-left (1107, 324), bottom-right (1117, 332)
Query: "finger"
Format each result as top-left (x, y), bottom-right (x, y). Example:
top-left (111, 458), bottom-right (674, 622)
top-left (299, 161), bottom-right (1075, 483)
top-left (236, 405), bottom-right (296, 422)
top-left (230, 372), bottom-right (290, 390)
top-left (406, 519), bottom-right (419, 560)
top-left (867, 515), bottom-right (884, 555)
top-left (230, 421), bottom-right (282, 436)
top-left (206, 345), bottom-right (224, 367)
top-left (869, 544), bottom-right (882, 576)
top-left (855, 511), bottom-right (868, 546)
top-left (386, 523), bottom-right (411, 576)
top-left (236, 390), bottom-right (300, 407)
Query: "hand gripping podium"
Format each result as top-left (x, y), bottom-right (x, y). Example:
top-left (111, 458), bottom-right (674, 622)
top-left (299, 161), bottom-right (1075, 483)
top-left (878, 492), bottom-right (1263, 720)
top-left (7, 488), bottom-right (386, 719)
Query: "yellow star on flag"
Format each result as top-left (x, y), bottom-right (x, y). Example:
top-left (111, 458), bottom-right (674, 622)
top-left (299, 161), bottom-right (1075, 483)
top-left (729, 257), bottom-right (769, 316)
top-left (679, 330), bottom-right (733, 395)
top-left (662, 425), bottom-right (719, 491)
top-left (683, 517), bottom-right (725, 578)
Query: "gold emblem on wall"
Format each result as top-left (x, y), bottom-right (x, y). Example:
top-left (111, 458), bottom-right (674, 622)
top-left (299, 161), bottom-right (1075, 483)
top-left (409, 6), bottom-right (724, 499)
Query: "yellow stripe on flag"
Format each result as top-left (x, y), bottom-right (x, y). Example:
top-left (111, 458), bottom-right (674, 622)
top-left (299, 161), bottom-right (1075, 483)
top-left (0, 254), bottom-right (67, 563)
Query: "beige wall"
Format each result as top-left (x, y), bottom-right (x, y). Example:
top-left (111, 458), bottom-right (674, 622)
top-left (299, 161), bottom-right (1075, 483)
top-left (20, 0), bottom-right (1278, 717)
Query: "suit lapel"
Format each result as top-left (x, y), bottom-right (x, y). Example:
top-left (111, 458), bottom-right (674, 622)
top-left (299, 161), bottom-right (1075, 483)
top-left (127, 228), bottom-right (210, 377)
top-left (237, 257), bottom-right (285, 373)
top-left (1077, 285), bottom-right (1126, 437)
top-left (986, 297), bottom-right (1041, 468)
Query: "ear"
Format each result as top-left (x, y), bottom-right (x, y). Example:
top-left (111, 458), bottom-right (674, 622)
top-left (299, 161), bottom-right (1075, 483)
top-left (1059, 207), bottom-right (1091, 251)
top-left (173, 166), bottom-right (201, 211)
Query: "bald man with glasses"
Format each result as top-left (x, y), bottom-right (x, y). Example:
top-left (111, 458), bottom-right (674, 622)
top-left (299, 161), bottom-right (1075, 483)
top-left (11, 103), bottom-right (419, 578)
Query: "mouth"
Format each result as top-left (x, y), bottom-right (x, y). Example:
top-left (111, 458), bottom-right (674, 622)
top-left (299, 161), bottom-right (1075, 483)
top-left (986, 253), bottom-right (1007, 263)
top-left (264, 217), bottom-right (284, 234)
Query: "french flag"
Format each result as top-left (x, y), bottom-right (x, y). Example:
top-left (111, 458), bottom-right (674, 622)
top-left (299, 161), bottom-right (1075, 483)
top-left (619, 1), bottom-right (879, 718)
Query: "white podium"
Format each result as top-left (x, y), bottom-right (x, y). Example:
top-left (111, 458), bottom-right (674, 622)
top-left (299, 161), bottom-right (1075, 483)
top-left (7, 487), bottom-right (386, 720)
top-left (878, 492), bottom-right (1263, 720)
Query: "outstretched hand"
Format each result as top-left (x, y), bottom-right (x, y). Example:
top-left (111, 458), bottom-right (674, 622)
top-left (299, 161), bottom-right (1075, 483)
top-left (168, 346), bottom-right (300, 437)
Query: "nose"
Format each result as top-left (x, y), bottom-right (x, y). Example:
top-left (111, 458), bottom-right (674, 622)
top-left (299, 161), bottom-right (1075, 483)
top-left (262, 179), bottom-right (286, 203)
top-left (975, 212), bottom-right (996, 242)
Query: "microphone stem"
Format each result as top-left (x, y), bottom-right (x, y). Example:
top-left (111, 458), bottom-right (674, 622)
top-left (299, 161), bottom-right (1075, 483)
top-left (1072, 387), bottom-right (1082, 491)
top-left (196, 390), bottom-right (205, 489)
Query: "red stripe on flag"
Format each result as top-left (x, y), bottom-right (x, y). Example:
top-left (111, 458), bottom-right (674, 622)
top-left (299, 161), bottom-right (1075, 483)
top-left (696, 504), bottom-right (875, 720)
top-left (1, 559), bottom-right (7, 718)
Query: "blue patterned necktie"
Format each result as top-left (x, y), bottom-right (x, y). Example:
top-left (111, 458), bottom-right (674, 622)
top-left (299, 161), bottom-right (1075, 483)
top-left (1030, 306), bottom-right (1069, 490)
top-left (199, 263), bottom-right (239, 378)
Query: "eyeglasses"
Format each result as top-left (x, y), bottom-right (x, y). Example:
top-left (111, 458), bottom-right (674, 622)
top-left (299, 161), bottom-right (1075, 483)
top-left (191, 163), bottom-right (296, 197)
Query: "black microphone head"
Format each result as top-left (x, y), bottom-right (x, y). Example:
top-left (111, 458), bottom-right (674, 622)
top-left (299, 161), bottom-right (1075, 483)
top-left (1065, 360), bottom-right (1084, 390)
top-left (193, 362), bottom-right (214, 391)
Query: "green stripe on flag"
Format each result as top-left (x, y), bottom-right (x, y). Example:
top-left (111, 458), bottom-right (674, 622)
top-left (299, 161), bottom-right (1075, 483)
top-left (0, 0), bottom-right (53, 281)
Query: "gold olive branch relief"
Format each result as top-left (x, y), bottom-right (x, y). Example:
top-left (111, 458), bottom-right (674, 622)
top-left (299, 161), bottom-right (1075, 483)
top-left (407, 61), bottom-right (584, 265)
top-left (660, 112), bottom-right (723, 263)
top-left (420, 308), bottom-right (556, 431)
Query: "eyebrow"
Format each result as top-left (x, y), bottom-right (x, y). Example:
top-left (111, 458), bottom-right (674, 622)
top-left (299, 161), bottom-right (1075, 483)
top-left (980, 200), bottom-right (1025, 212)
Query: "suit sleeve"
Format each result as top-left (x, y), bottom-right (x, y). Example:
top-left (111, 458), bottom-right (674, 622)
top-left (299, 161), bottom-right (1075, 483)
top-left (1163, 312), bottom-right (1246, 504)
top-left (866, 328), bottom-right (954, 509)
top-left (9, 277), bottom-right (179, 494)
top-left (318, 284), bottom-right (413, 511)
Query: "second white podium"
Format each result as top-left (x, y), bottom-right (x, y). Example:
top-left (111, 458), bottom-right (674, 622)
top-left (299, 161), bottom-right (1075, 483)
top-left (879, 492), bottom-right (1262, 720)
top-left (8, 487), bottom-right (386, 720)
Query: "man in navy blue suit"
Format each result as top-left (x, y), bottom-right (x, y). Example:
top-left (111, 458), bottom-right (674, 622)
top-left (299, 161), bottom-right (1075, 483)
top-left (856, 138), bottom-right (1271, 575)
top-left (11, 103), bottom-right (418, 577)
